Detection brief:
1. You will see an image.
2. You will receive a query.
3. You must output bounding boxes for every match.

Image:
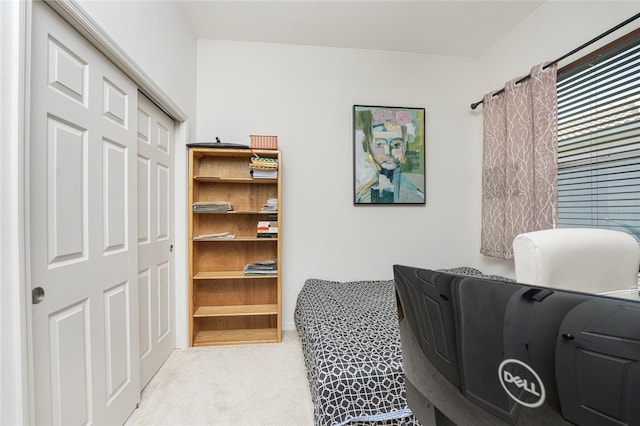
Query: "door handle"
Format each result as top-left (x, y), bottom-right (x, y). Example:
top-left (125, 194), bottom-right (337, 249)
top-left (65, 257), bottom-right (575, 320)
top-left (32, 287), bottom-right (45, 304)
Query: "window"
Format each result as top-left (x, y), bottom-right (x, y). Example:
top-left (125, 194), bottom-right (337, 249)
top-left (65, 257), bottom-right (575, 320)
top-left (557, 28), bottom-right (640, 240)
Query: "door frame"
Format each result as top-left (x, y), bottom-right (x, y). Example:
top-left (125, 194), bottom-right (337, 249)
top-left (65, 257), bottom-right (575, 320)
top-left (6, 1), bottom-right (189, 423)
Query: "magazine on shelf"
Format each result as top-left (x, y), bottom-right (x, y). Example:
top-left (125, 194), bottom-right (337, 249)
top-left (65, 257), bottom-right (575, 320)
top-left (193, 232), bottom-right (236, 240)
top-left (192, 201), bottom-right (233, 212)
top-left (261, 198), bottom-right (278, 211)
top-left (251, 169), bottom-right (278, 179)
top-left (243, 259), bottom-right (278, 275)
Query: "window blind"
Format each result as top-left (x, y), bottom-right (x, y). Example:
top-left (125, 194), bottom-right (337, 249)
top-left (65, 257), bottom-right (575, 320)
top-left (557, 32), bottom-right (640, 238)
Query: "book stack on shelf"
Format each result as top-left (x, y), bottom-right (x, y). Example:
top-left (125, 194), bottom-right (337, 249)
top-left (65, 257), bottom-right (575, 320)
top-left (192, 201), bottom-right (232, 213)
top-left (249, 157), bottom-right (279, 179)
top-left (257, 218), bottom-right (278, 239)
top-left (261, 198), bottom-right (278, 211)
top-left (243, 259), bottom-right (277, 276)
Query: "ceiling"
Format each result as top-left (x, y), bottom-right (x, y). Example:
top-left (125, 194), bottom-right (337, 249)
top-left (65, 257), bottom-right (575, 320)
top-left (177, 1), bottom-right (545, 57)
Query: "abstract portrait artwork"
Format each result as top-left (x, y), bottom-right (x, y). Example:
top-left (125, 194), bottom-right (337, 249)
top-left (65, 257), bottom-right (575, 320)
top-left (353, 105), bottom-right (426, 205)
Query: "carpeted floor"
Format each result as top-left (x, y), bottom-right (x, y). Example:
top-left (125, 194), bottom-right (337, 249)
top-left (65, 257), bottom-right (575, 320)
top-left (125, 330), bottom-right (314, 426)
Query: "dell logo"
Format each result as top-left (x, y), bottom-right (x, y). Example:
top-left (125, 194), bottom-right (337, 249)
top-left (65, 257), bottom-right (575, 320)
top-left (502, 370), bottom-right (541, 397)
top-left (498, 359), bottom-right (546, 408)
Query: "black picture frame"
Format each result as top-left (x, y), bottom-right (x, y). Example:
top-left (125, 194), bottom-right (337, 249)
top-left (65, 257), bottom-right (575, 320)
top-left (353, 105), bottom-right (426, 205)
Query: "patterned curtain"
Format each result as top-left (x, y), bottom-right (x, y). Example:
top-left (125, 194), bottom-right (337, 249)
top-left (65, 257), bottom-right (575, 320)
top-left (480, 63), bottom-right (559, 260)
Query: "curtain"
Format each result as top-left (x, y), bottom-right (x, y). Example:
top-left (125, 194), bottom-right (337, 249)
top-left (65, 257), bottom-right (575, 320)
top-left (480, 63), bottom-right (559, 260)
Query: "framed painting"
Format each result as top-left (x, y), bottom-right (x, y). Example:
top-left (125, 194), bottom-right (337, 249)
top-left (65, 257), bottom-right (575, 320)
top-left (353, 105), bottom-right (426, 205)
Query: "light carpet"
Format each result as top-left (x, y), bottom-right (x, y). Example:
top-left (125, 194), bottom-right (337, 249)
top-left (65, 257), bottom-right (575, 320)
top-left (125, 330), bottom-right (314, 426)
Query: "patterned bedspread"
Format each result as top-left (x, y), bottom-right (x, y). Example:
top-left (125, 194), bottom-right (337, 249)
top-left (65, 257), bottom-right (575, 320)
top-left (294, 278), bottom-right (420, 426)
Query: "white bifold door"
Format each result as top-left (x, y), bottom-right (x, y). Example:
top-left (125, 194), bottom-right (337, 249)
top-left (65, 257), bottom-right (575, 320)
top-left (29, 2), bottom-right (174, 424)
top-left (137, 94), bottom-right (175, 389)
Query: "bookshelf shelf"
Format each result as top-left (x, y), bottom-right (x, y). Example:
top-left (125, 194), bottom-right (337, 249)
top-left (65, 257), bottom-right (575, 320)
top-left (193, 328), bottom-right (279, 346)
top-left (193, 271), bottom-right (277, 280)
top-left (193, 237), bottom-right (278, 242)
top-left (194, 176), bottom-right (278, 184)
top-left (194, 304), bottom-right (278, 317)
top-left (192, 211), bottom-right (278, 215)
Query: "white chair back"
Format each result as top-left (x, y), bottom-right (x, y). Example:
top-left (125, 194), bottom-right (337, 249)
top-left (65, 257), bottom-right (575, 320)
top-left (513, 228), bottom-right (640, 295)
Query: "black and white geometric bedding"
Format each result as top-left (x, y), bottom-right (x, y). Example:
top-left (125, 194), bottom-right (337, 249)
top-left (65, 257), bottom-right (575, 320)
top-left (294, 278), bottom-right (420, 426)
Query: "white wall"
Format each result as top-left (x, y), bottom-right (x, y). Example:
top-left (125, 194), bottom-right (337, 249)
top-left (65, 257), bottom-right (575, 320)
top-left (197, 2), bottom-right (640, 328)
top-left (196, 40), bottom-right (478, 329)
top-left (471, 1), bottom-right (640, 278)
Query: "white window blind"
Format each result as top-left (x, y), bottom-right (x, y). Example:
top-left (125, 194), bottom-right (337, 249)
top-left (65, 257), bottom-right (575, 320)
top-left (557, 31), bottom-right (640, 238)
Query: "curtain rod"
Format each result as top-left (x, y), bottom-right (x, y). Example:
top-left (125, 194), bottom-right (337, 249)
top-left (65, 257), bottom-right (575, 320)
top-left (470, 12), bottom-right (640, 110)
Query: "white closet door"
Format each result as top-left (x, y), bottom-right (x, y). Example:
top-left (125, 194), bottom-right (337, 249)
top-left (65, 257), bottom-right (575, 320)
top-left (137, 93), bottom-right (175, 388)
top-left (29, 2), bottom-right (139, 424)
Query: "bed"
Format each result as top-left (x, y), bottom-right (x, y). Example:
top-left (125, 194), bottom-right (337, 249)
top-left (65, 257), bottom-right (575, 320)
top-left (294, 269), bottom-right (511, 426)
top-left (294, 278), bottom-right (419, 426)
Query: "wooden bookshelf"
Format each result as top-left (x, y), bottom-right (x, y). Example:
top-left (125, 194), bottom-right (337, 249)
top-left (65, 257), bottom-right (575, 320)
top-left (188, 147), bottom-right (282, 346)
